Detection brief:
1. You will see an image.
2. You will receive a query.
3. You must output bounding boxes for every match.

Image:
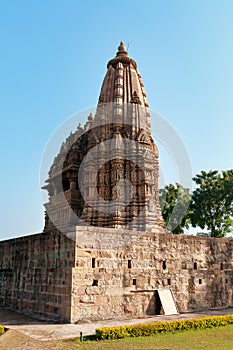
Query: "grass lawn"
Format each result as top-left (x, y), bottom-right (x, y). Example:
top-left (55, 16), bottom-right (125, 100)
top-left (71, 324), bottom-right (233, 350)
top-left (0, 325), bottom-right (233, 350)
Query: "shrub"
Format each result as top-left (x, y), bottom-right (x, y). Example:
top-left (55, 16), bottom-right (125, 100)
top-left (0, 325), bottom-right (4, 336)
top-left (95, 314), bottom-right (233, 340)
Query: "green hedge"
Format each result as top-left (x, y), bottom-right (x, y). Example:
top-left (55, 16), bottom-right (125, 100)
top-left (96, 314), bottom-right (233, 340)
top-left (0, 325), bottom-right (4, 336)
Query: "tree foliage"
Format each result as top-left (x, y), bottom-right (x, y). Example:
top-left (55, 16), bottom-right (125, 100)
top-left (190, 170), bottom-right (233, 237)
top-left (160, 169), bottom-right (233, 238)
top-left (159, 183), bottom-right (191, 234)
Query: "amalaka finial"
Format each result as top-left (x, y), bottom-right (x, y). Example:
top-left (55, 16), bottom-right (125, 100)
top-left (77, 123), bottom-right (83, 130)
top-left (117, 41), bottom-right (128, 56)
top-left (107, 40), bottom-right (136, 69)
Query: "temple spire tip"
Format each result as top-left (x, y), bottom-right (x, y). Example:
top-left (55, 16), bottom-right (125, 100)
top-left (117, 41), bottom-right (127, 56)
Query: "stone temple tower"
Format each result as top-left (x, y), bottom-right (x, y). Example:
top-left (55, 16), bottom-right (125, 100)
top-left (43, 42), bottom-right (164, 232)
top-left (3, 43), bottom-right (231, 324)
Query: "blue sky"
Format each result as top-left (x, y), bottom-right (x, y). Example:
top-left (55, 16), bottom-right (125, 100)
top-left (0, 0), bottom-right (233, 238)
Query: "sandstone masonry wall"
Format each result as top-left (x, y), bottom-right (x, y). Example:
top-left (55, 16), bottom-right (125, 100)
top-left (71, 226), bottom-right (233, 322)
top-left (0, 231), bottom-right (75, 322)
top-left (0, 227), bottom-right (232, 323)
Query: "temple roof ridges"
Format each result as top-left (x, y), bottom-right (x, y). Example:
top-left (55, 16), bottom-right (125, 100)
top-left (47, 43), bottom-right (152, 180)
top-left (97, 42), bottom-right (150, 112)
top-left (48, 110), bottom-right (96, 177)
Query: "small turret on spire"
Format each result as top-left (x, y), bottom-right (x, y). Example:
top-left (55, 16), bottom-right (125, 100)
top-left (88, 112), bottom-right (94, 121)
top-left (77, 123), bottom-right (83, 130)
top-left (117, 41), bottom-right (128, 56)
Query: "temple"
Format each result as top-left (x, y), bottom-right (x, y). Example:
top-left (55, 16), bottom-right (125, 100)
top-left (43, 42), bottom-right (164, 233)
top-left (0, 43), bottom-right (232, 323)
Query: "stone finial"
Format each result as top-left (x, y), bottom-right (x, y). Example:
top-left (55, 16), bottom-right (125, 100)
top-left (77, 123), bottom-right (83, 130)
top-left (88, 113), bottom-right (94, 121)
top-left (107, 41), bottom-right (136, 69)
top-left (117, 41), bottom-right (128, 56)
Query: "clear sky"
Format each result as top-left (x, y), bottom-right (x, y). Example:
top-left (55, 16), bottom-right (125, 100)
top-left (0, 0), bottom-right (233, 239)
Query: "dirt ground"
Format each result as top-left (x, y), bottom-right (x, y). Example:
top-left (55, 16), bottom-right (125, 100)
top-left (0, 329), bottom-right (80, 350)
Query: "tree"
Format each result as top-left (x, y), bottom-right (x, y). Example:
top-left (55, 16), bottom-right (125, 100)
top-left (222, 169), bottom-right (233, 210)
top-left (190, 170), bottom-right (233, 237)
top-left (159, 183), bottom-right (191, 234)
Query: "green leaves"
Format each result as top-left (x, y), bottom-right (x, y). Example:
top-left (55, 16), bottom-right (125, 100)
top-left (191, 170), bottom-right (233, 237)
top-left (95, 315), bottom-right (233, 340)
top-left (159, 169), bottom-right (233, 237)
top-left (159, 183), bottom-right (191, 234)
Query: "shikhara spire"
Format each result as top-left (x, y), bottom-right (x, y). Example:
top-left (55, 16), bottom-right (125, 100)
top-left (43, 43), bottom-right (164, 232)
top-left (97, 41), bottom-right (150, 121)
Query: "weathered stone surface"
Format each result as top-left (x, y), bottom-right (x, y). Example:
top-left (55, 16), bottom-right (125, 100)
top-left (3, 225), bottom-right (232, 323)
top-left (0, 230), bottom-right (75, 322)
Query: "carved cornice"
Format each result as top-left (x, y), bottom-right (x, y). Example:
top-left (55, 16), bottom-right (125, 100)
top-left (107, 56), bottom-right (137, 69)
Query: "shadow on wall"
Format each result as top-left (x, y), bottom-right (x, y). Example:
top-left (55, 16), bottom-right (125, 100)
top-left (146, 291), bottom-right (163, 316)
